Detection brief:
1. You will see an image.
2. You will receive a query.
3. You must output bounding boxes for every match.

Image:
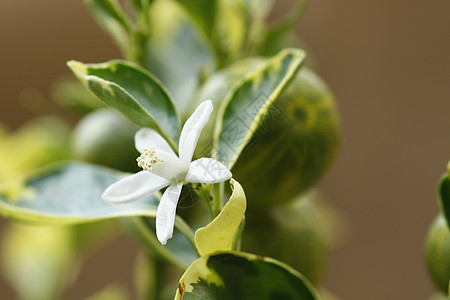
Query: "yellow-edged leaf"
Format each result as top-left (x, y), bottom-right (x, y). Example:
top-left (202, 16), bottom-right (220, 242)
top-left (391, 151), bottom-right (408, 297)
top-left (194, 179), bottom-right (246, 256)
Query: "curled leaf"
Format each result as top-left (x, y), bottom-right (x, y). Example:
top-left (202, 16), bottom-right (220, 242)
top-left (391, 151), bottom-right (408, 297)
top-left (194, 179), bottom-right (246, 256)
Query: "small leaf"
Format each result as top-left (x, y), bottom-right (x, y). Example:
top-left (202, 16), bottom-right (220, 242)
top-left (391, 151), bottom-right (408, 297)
top-left (68, 60), bottom-right (180, 149)
top-left (214, 48), bottom-right (306, 168)
top-left (0, 162), bottom-right (160, 224)
top-left (195, 179), bottom-right (246, 256)
top-left (175, 251), bottom-right (319, 300)
top-left (84, 0), bottom-right (132, 56)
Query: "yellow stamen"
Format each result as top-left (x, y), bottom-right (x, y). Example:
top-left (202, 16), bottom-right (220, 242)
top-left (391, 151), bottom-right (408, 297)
top-left (137, 148), bottom-right (162, 171)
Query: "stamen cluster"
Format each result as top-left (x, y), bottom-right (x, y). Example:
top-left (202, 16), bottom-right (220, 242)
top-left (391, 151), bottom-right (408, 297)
top-left (137, 148), bottom-right (161, 171)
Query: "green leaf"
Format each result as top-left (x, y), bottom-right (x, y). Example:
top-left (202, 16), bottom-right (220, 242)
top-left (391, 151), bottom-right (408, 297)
top-left (175, 251), bottom-right (319, 300)
top-left (84, 0), bottom-right (132, 56)
top-left (67, 60), bottom-right (180, 149)
top-left (0, 162), bottom-right (160, 224)
top-left (195, 179), bottom-right (246, 256)
top-left (213, 48), bottom-right (306, 168)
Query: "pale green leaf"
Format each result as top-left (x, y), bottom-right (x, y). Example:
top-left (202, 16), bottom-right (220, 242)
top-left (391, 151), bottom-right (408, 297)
top-left (0, 162), bottom-right (159, 224)
top-left (195, 179), bottom-right (246, 256)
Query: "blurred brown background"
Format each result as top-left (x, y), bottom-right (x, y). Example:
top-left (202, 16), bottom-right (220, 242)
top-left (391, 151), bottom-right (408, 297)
top-left (1, 0), bottom-right (450, 299)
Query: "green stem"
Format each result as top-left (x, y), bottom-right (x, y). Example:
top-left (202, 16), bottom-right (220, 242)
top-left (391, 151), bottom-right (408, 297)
top-left (126, 0), bottom-right (152, 69)
top-left (195, 183), bottom-right (215, 220)
top-left (151, 259), bottom-right (166, 300)
top-left (131, 217), bottom-right (189, 270)
top-left (212, 182), bottom-right (224, 217)
top-left (174, 216), bottom-right (200, 257)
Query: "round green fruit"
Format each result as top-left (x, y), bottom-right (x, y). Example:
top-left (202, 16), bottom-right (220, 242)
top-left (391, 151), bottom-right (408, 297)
top-left (194, 57), bottom-right (340, 207)
top-left (425, 215), bottom-right (450, 293)
top-left (241, 191), bottom-right (339, 285)
top-left (232, 66), bottom-right (340, 207)
top-left (71, 108), bottom-right (139, 172)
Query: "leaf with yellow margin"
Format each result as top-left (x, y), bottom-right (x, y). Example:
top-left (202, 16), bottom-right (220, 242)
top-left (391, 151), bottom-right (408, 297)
top-left (174, 251), bottom-right (320, 300)
top-left (195, 179), bottom-right (246, 256)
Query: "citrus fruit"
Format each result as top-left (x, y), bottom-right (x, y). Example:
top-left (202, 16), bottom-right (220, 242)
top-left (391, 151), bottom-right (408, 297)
top-left (241, 191), bottom-right (340, 285)
top-left (232, 66), bottom-right (340, 207)
top-left (425, 214), bottom-right (450, 293)
top-left (71, 108), bottom-right (139, 172)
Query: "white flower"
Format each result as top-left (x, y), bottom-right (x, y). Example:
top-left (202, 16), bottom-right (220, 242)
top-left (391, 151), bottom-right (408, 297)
top-left (102, 100), bottom-right (232, 245)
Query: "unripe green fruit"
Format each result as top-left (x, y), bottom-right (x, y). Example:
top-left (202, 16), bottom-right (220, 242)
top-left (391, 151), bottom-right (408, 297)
top-left (425, 215), bottom-right (450, 293)
top-left (71, 108), bottom-right (139, 172)
top-left (241, 192), bottom-right (338, 285)
top-left (194, 57), bottom-right (340, 207)
top-left (232, 66), bottom-right (340, 207)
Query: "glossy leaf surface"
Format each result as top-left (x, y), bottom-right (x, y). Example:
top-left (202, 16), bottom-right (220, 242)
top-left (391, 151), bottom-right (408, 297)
top-left (0, 162), bottom-right (159, 224)
top-left (175, 251), bottom-right (319, 300)
top-left (214, 48), bottom-right (305, 168)
top-left (68, 60), bottom-right (180, 148)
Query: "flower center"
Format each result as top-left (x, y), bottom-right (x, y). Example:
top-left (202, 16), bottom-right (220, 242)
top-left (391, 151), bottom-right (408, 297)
top-left (137, 148), bottom-right (162, 171)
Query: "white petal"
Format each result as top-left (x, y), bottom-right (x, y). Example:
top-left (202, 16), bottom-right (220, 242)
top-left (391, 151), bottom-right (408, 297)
top-left (178, 100), bottom-right (213, 164)
top-left (185, 158), bottom-right (232, 184)
top-left (156, 182), bottom-right (183, 245)
top-left (102, 171), bottom-right (170, 204)
top-left (135, 128), bottom-right (175, 155)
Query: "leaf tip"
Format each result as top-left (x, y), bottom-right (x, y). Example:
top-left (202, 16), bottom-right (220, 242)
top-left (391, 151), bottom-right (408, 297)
top-left (67, 60), bottom-right (87, 76)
